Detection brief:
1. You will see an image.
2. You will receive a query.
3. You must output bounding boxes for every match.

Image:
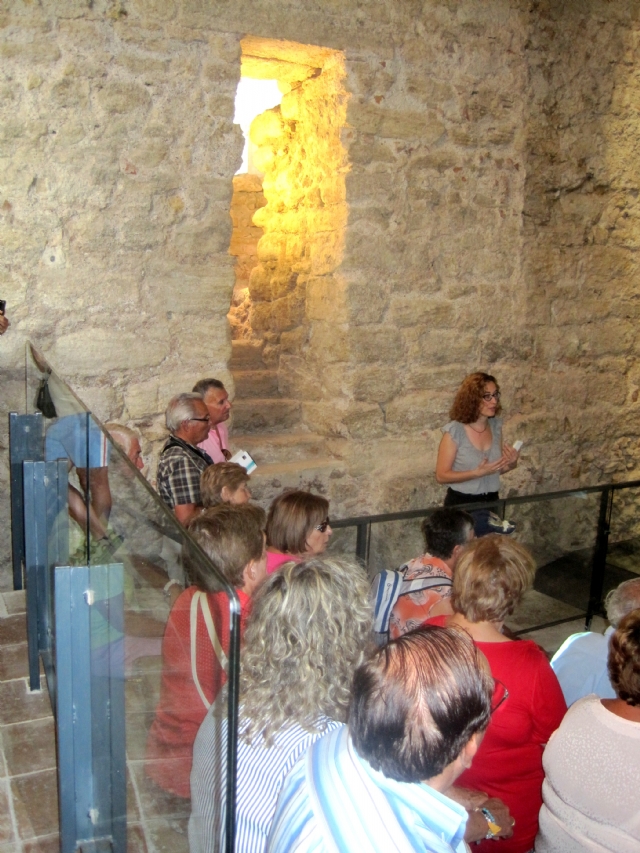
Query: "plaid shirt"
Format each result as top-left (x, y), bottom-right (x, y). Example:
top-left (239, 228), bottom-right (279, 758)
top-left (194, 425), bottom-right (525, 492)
top-left (157, 437), bottom-right (213, 509)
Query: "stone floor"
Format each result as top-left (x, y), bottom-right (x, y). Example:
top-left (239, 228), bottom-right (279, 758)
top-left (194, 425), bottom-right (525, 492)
top-left (2, 537), bottom-right (639, 852)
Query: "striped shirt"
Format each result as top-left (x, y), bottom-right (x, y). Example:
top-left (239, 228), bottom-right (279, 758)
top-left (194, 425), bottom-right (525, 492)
top-left (267, 725), bottom-right (469, 853)
top-left (189, 702), bottom-right (340, 853)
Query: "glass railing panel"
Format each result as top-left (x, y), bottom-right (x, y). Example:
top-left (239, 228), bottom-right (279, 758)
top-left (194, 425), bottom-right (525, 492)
top-left (361, 517), bottom-right (426, 579)
top-left (26, 344), bottom-right (239, 853)
top-left (500, 493), bottom-right (601, 649)
top-left (607, 485), bottom-right (640, 585)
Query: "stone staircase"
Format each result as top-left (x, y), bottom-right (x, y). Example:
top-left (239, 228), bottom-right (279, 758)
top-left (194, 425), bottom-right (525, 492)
top-left (229, 340), bottom-right (346, 504)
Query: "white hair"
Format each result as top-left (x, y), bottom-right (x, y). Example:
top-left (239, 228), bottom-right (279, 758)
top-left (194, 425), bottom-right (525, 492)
top-left (605, 578), bottom-right (640, 627)
top-left (105, 422), bottom-right (138, 454)
top-left (165, 392), bottom-right (204, 433)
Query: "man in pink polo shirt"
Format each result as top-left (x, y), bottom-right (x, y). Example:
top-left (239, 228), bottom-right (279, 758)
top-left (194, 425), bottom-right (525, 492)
top-left (192, 378), bottom-right (232, 463)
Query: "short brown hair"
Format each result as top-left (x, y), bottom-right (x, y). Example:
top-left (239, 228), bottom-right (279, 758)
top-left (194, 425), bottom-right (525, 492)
top-left (451, 534), bottom-right (536, 623)
top-left (201, 462), bottom-right (250, 508)
top-left (449, 372), bottom-right (502, 424)
top-left (185, 504), bottom-right (265, 590)
top-left (351, 627), bottom-right (492, 782)
top-left (266, 490), bottom-right (329, 555)
top-left (608, 609), bottom-right (640, 706)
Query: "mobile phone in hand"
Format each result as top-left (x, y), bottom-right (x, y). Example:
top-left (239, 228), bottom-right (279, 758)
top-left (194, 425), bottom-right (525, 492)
top-left (0, 300), bottom-right (6, 315)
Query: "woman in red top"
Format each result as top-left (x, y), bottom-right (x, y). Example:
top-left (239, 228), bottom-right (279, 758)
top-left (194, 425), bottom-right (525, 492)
top-left (425, 535), bottom-right (566, 853)
top-left (146, 503), bottom-right (267, 798)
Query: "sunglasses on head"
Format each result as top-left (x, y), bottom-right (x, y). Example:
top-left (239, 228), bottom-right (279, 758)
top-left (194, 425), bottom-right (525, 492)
top-left (315, 518), bottom-right (331, 533)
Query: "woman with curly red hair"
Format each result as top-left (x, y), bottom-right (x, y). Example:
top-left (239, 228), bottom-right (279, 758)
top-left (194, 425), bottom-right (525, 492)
top-left (436, 372), bottom-right (520, 532)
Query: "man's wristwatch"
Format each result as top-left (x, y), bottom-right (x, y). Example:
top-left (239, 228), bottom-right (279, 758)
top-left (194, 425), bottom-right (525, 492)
top-left (478, 807), bottom-right (501, 840)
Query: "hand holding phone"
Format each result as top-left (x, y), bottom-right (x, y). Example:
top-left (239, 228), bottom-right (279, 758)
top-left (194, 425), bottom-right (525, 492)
top-left (512, 440), bottom-right (524, 452)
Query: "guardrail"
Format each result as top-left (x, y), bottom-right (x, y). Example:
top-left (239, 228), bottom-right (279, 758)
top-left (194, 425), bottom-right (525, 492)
top-left (332, 481), bottom-right (640, 633)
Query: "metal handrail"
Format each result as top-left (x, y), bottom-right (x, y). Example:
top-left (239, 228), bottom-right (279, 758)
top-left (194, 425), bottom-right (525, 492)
top-left (332, 479), bottom-right (640, 633)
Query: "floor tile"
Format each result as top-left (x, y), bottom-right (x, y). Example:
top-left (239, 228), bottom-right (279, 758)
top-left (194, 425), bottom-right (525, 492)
top-left (0, 680), bottom-right (52, 726)
top-left (144, 817), bottom-right (189, 853)
top-left (521, 615), bottom-right (608, 656)
top-left (0, 780), bottom-right (16, 843)
top-left (0, 644), bottom-right (30, 683)
top-left (126, 823), bottom-right (150, 853)
top-left (21, 834), bottom-right (60, 853)
top-left (1, 593), bottom-right (26, 618)
top-left (3, 719), bottom-right (56, 777)
top-left (128, 762), bottom-right (190, 822)
top-left (505, 589), bottom-right (583, 633)
top-left (11, 769), bottom-right (59, 840)
top-left (0, 616), bottom-right (28, 648)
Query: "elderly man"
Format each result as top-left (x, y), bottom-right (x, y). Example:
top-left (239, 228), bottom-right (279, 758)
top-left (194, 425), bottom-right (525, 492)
top-left (268, 627), bottom-right (514, 853)
top-left (105, 422), bottom-right (144, 471)
top-left (371, 507), bottom-right (474, 644)
top-left (551, 576), bottom-right (640, 706)
top-left (156, 393), bottom-right (213, 525)
top-left (192, 378), bottom-right (232, 462)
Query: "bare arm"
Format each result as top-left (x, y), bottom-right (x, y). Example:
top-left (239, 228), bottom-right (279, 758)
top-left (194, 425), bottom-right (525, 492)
top-left (435, 432), bottom-right (506, 485)
top-left (174, 503), bottom-right (200, 526)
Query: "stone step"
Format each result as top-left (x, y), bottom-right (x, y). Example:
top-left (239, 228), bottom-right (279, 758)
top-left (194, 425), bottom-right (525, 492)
top-left (232, 398), bottom-right (302, 433)
top-left (249, 457), bottom-right (348, 506)
top-left (229, 339), bottom-right (266, 370)
top-left (233, 369), bottom-right (279, 399)
top-left (232, 431), bottom-right (331, 464)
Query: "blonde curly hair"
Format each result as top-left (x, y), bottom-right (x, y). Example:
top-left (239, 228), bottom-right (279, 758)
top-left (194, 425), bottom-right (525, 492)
top-left (240, 557), bottom-right (374, 745)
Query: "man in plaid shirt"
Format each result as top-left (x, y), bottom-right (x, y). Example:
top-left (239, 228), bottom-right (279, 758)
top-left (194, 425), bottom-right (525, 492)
top-left (157, 393), bottom-right (214, 526)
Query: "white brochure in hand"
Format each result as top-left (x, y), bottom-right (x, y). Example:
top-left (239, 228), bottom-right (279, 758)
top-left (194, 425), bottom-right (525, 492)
top-left (230, 450), bottom-right (257, 474)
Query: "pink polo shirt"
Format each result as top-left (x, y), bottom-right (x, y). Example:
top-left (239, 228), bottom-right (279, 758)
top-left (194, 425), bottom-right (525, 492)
top-left (198, 423), bottom-right (230, 463)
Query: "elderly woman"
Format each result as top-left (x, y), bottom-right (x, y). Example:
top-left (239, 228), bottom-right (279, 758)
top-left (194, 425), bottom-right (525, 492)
top-left (536, 609), bottom-right (640, 853)
top-left (436, 372), bottom-right (519, 534)
top-left (268, 627), bottom-right (511, 853)
top-left (265, 490), bottom-right (332, 573)
top-left (188, 557), bottom-right (373, 853)
top-left (426, 535), bottom-right (566, 853)
top-left (200, 461), bottom-right (252, 507)
top-left (146, 504), bottom-right (266, 798)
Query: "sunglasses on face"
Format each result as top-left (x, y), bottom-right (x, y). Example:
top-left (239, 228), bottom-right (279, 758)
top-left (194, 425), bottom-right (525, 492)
top-left (315, 518), bottom-right (331, 533)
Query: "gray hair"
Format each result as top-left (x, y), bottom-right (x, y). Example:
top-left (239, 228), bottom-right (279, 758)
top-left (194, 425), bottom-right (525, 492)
top-left (192, 378), bottom-right (225, 396)
top-left (165, 392), bottom-right (204, 433)
top-left (240, 556), bottom-right (374, 745)
top-left (105, 422), bottom-right (138, 454)
top-left (605, 578), bottom-right (640, 627)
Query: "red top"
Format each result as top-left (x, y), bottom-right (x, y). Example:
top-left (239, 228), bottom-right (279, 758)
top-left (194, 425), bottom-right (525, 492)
top-left (146, 586), bottom-right (251, 798)
top-left (425, 615), bottom-right (567, 853)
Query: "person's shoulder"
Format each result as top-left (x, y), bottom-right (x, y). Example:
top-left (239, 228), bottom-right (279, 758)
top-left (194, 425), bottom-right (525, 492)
top-left (504, 638), bottom-right (551, 668)
top-left (423, 614), bottom-right (448, 628)
top-left (552, 630), bottom-right (608, 664)
top-left (442, 421), bottom-right (464, 439)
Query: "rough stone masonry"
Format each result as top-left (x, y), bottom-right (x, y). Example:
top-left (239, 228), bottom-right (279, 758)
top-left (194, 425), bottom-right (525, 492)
top-left (1, 0), bottom-right (640, 586)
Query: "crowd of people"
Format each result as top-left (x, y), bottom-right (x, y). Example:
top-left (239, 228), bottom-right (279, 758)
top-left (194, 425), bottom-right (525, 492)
top-left (34, 359), bottom-right (640, 852)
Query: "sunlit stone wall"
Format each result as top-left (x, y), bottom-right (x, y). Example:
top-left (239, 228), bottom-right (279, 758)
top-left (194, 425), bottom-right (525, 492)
top-left (249, 49), bottom-right (349, 404)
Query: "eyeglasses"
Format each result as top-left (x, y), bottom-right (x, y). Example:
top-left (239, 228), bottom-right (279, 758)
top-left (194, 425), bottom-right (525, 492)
top-left (482, 392), bottom-right (501, 402)
top-left (315, 518), bottom-right (331, 533)
top-left (491, 679), bottom-right (509, 714)
top-left (189, 416), bottom-right (211, 423)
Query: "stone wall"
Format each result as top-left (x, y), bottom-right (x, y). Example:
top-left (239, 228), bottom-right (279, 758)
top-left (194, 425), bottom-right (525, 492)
top-left (523, 0), bottom-right (640, 491)
top-left (2, 0), bottom-right (640, 588)
top-left (228, 173), bottom-right (265, 340)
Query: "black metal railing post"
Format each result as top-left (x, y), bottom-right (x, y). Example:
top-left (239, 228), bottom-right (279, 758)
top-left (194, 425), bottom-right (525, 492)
top-left (355, 522), bottom-right (370, 564)
top-left (586, 486), bottom-right (613, 629)
top-left (9, 412), bottom-right (44, 590)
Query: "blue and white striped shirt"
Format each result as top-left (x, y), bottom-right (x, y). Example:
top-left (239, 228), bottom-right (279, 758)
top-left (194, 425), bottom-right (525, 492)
top-left (267, 725), bottom-right (469, 853)
top-left (188, 702), bottom-right (340, 853)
